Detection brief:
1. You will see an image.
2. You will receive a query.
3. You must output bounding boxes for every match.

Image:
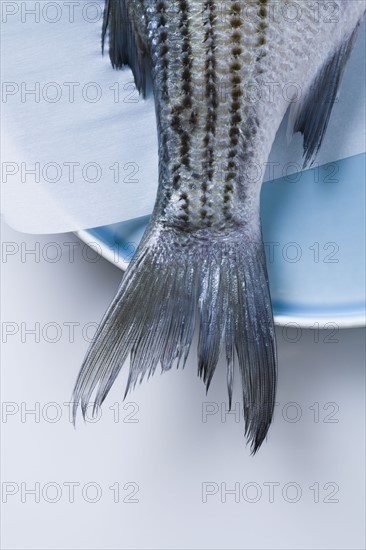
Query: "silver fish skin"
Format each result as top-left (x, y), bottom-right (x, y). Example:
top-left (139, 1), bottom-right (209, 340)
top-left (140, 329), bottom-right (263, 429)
top-left (73, 0), bottom-right (365, 452)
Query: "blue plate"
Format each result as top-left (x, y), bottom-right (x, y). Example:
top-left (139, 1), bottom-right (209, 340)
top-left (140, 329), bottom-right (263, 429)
top-left (77, 153), bottom-right (365, 327)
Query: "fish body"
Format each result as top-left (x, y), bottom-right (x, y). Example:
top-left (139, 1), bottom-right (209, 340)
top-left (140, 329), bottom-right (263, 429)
top-left (73, 0), bottom-right (365, 451)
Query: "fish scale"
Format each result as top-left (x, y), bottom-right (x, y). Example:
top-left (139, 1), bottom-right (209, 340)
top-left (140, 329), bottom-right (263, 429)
top-left (74, 0), bottom-right (365, 452)
top-left (148, 0), bottom-right (269, 229)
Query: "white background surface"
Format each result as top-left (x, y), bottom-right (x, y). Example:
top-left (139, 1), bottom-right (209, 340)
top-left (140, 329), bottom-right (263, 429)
top-left (1, 219), bottom-right (365, 550)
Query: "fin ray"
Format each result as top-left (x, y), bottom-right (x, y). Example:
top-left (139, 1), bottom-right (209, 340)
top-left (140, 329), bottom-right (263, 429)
top-left (102, 0), bottom-right (147, 95)
top-left (288, 23), bottom-right (361, 168)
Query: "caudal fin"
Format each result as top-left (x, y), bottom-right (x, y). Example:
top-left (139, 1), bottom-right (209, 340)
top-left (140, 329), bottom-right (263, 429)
top-left (72, 227), bottom-right (277, 453)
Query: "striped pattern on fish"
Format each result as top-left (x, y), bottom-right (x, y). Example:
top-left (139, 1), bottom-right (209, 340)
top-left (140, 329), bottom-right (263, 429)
top-left (73, 0), bottom-right (365, 452)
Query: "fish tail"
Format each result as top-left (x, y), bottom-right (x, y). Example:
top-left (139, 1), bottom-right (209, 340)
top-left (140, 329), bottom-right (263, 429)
top-left (72, 226), bottom-right (277, 453)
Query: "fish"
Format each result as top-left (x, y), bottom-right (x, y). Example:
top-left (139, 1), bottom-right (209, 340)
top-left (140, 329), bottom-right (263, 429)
top-left (72, 0), bottom-right (365, 452)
